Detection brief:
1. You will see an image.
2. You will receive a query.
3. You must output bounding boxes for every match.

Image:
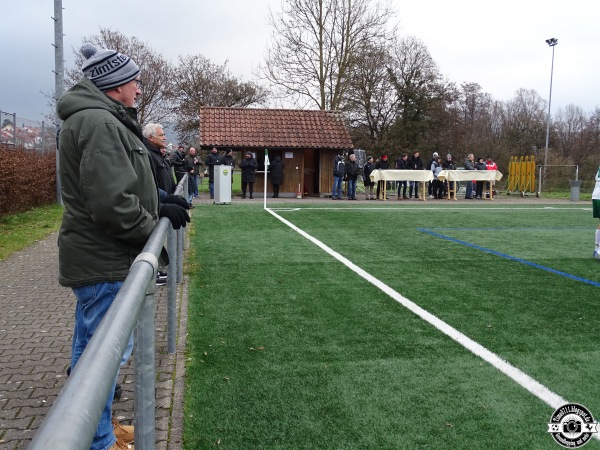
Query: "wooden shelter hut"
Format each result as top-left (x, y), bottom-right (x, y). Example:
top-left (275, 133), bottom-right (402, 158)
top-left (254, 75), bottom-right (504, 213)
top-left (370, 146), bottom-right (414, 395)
top-left (199, 107), bottom-right (354, 197)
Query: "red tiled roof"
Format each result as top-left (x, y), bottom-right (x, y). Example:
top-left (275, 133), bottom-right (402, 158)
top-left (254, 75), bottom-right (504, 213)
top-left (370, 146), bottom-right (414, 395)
top-left (199, 107), bottom-right (354, 150)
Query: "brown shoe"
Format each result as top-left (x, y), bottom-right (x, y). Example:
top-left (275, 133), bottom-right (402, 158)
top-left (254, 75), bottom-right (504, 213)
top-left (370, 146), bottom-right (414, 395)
top-left (112, 419), bottom-right (134, 444)
top-left (109, 439), bottom-right (134, 449)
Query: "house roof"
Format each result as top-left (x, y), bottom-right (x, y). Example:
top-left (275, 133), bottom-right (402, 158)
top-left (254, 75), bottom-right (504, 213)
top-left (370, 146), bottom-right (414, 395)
top-left (199, 107), bottom-right (354, 150)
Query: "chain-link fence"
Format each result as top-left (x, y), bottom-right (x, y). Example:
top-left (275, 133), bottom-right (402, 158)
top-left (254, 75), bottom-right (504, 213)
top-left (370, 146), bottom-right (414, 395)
top-left (0, 109), bottom-right (57, 153)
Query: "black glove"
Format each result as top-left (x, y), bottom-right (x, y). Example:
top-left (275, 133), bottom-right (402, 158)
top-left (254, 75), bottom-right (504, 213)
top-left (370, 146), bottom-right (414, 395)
top-left (159, 204), bottom-right (190, 229)
top-left (162, 194), bottom-right (190, 209)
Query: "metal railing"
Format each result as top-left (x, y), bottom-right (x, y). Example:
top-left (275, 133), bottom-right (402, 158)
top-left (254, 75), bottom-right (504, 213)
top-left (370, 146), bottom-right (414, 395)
top-left (28, 176), bottom-right (189, 450)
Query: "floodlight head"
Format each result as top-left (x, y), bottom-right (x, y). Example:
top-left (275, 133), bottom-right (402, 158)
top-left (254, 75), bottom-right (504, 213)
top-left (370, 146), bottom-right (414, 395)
top-left (545, 38), bottom-right (558, 47)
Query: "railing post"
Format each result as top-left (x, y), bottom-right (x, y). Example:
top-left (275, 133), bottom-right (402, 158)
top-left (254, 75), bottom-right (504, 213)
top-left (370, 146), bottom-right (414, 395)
top-left (134, 281), bottom-right (156, 450)
top-left (167, 225), bottom-right (177, 354)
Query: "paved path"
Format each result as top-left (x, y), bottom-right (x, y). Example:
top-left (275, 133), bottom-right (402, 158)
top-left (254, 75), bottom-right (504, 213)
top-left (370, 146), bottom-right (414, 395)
top-left (0, 232), bottom-right (188, 450)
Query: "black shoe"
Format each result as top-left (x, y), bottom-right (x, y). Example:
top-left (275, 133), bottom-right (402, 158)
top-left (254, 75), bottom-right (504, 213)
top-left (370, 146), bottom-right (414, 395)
top-left (157, 271), bottom-right (167, 281)
top-left (113, 384), bottom-right (123, 402)
top-left (249, 196), bottom-right (253, 199)
top-left (156, 275), bottom-right (166, 286)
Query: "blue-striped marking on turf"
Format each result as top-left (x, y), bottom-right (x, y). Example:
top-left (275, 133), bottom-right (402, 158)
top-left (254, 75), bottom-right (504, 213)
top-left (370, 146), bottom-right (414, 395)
top-left (418, 227), bottom-right (600, 287)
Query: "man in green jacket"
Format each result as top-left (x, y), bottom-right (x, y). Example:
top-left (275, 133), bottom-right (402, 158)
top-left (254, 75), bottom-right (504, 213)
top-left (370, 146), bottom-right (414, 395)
top-left (57, 43), bottom-right (188, 450)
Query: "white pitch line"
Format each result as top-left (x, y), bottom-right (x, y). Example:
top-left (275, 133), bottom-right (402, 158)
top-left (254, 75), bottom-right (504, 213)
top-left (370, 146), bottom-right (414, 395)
top-left (265, 207), bottom-right (592, 422)
top-left (269, 206), bottom-right (591, 212)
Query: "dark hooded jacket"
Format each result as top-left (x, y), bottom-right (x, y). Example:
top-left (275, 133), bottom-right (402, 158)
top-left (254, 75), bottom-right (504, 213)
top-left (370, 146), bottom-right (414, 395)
top-left (56, 77), bottom-right (159, 287)
top-left (269, 155), bottom-right (284, 185)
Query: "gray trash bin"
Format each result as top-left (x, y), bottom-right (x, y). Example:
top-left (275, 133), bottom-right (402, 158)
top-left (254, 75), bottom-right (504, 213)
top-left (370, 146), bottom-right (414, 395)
top-left (214, 165), bottom-right (232, 204)
top-left (569, 180), bottom-right (582, 202)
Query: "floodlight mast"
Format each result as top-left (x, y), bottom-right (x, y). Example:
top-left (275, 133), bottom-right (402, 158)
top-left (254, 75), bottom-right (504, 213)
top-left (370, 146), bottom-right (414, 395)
top-left (541, 38), bottom-right (557, 196)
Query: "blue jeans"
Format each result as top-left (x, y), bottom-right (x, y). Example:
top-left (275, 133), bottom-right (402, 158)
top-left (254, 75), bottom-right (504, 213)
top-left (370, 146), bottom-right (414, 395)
top-left (193, 175), bottom-right (199, 197)
top-left (209, 181), bottom-right (214, 199)
top-left (71, 282), bottom-right (134, 450)
top-left (332, 176), bottom-right (343, 199)
top-left (465, 181), bottom-right (474, 198)
top-left (347, 178), bottom-right (357, 198)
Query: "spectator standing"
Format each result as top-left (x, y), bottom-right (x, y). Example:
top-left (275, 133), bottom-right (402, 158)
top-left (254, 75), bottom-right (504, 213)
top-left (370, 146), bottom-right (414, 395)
top-left (191, 147), bottom-right (203, 198)
top-left (205, 147), bottom-right (224, 199)
top-left (395, 152), bottom-right (409, 199)
top-left (143, 123), bottom-right (175, 195)
top-left (408, 150), bottom-right (424, 199)
top-left (442, 153), bottom-right (456, 199)
top-left (345, 153), bottom-right (359, 200)
top-left (57, 44), bottom-right (189, 450)
top-left (427, 152), bottom-right (439, 198)
top-left (170, 145), bottom-right (189, 185)
top-left (375, 154), bottom-right (390, 199)
top-left (485, 156), bottom-right (498, 196)
top-left (464, 153), bottom-right (476, 199)
top-left (363, 155), bottom-right (376, 200)
top-left (332, 151), bottom-right (345, 200)
top-left (474, 156), bottom-right (487, 199)
top-left (184, 147), bottom-right (199, 207)
top-left (431, 156), bottom-right (444, 199)
top-left (269, 155), bottom-right (284, 198)
top-left (240, 151), bottom-right (258, 198)
top-left (592, 166), bottom-right (600, 260)
top-left (223, 148), bottom-right (235, 186)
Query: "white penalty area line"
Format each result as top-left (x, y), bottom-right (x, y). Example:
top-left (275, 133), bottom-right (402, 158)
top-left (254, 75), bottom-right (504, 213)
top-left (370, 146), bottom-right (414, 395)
top-left (269, 206), bottom-right (591, 212)
top-left (264, 206), bottom-right (594, 425)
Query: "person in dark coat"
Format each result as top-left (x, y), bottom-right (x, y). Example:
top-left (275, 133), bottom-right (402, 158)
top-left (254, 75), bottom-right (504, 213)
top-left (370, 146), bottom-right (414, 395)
top-left (395, 153), bottom-right (409, 199)
top-left (375, 154), bottom-right (390, 199)
top-left (269, 155), bottom-right (284, 198)
top-left (205, 147), bottom-right (224, 199)
top-left (223, 149), bottom-right (235, 186)
top-left (345, 153), bottom-right (359, 200)
top-left (442, 153), bottom-right (456, 198)
top-left (184, 147), bottom-right (200, 207)
top-left (363, 156), bottom-right (376, 200)
top-left (240, 150), bottom-right (258, 198)
top-left (142, 123), bottom-right (175, 195)
top-left (331, 151), bottom-right (345, 200)
top-left (170, 145), bottom-right (191, 185)
top-left (474, 156), bottom-right (487, 199)
top-left (408, 150), bottom-right (424, 199)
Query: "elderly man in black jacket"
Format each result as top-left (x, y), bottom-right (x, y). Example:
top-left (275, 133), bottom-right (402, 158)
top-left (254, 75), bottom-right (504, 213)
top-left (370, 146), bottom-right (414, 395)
top-left (143, 123), bottom-right (175, 195)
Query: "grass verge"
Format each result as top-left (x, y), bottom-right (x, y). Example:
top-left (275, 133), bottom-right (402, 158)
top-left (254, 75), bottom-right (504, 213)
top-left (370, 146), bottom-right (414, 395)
top-left (0, 203), bottom-right (63, 260)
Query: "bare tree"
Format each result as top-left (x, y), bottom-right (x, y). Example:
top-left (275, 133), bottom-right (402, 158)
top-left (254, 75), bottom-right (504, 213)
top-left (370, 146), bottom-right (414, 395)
top-left (168, 54), bottom-right (269, 143)
top-left (344, 40), bottom-right (398, 147)
top-left (502, 88), bottom-right (547, 154)
top-left (386, 36), bottom-right (455, 151)
top-left (452, 82), bottom-right (495, 155)
top-left (554, 104), bottom-right (587, 158)
top-left (260, 0), bottom-right (394, 110)
top-left (65, 28), bottom-right (173, 126)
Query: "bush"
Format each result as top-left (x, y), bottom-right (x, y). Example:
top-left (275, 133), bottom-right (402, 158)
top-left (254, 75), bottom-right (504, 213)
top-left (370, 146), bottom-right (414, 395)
top-left (0, 145), bottom-right (57, 217)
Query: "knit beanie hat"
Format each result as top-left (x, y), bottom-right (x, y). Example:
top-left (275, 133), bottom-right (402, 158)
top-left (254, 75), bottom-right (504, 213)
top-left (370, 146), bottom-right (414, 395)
top-left (80, 44), bottom-right (140, 92)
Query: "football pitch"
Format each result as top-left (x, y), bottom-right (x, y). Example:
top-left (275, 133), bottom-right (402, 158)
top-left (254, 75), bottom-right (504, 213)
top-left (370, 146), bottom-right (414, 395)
top-left (184, 201), bottom-right (600, 449)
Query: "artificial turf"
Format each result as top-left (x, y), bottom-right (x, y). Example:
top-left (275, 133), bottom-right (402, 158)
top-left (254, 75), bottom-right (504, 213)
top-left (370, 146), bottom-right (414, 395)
top-left (183, 202), bottom-right (600, 449)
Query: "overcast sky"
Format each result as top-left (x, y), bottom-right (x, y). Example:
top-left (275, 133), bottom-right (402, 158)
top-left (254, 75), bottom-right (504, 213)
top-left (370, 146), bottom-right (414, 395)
top-left (3, 0), bottom-right (599, 124)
